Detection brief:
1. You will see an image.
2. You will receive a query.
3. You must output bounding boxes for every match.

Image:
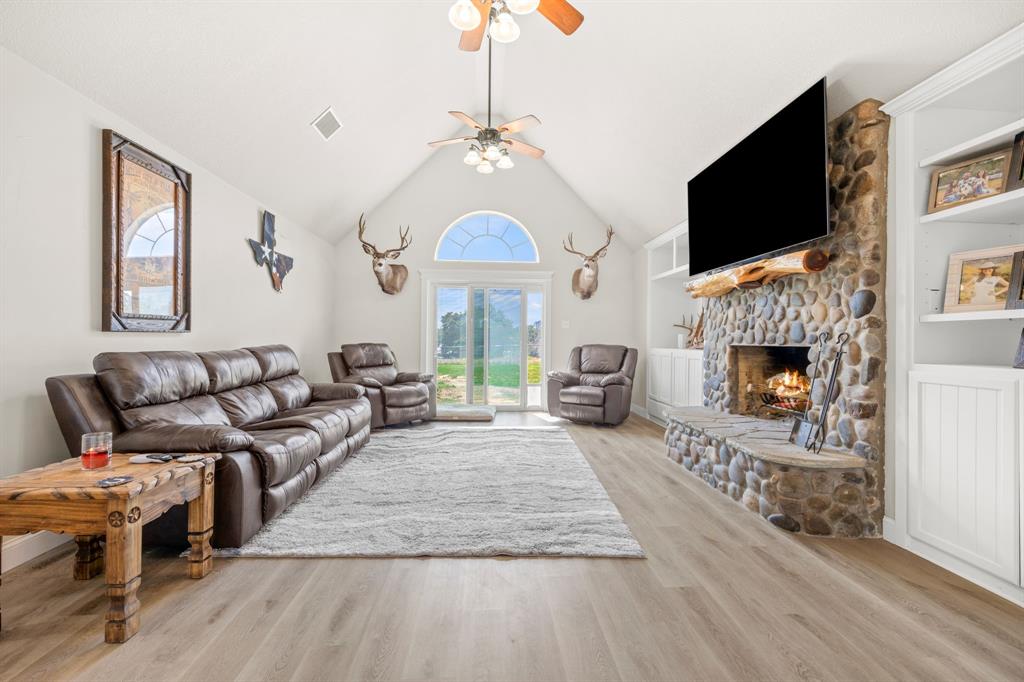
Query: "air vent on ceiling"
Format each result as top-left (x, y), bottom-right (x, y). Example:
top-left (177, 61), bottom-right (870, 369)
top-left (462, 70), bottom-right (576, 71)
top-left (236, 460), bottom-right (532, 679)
top-left (311, 107), bottom-right (342, 140)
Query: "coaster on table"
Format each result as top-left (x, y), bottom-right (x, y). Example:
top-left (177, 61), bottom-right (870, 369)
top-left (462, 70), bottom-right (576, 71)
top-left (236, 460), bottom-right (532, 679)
top-left (96, 475), bottom-right (133, 488)
top-left (176, 455), bottom-right (206, 463)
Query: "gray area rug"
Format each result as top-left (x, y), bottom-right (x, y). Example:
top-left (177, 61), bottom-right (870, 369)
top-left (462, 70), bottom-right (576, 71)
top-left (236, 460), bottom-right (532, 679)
top-left (217, 426), bottom-right (644, 558)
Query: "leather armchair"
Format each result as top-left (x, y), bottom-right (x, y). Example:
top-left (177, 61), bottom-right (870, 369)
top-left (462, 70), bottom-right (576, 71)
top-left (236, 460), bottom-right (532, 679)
top-left (547, 345), bottom-right (638, 426)
top-left (328, 343), bottom-right (436, 428)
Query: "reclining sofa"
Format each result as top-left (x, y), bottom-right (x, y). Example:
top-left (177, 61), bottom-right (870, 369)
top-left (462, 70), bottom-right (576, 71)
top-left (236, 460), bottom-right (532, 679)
top-left (547, 344), bottom-right (638, 426)
top-left (328, 343), bottom-right (436, 428)
top-left (45, 344), bottom-right (371, 547)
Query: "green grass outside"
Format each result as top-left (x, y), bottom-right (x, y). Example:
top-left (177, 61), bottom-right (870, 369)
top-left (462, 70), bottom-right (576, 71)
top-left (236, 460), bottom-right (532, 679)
top-left (436, 357), bottom-right (541, 387)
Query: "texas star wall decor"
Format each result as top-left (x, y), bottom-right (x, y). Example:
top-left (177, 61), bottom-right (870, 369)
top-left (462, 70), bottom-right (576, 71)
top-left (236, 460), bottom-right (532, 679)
top-left (248, 211), bottom-right (294, 292)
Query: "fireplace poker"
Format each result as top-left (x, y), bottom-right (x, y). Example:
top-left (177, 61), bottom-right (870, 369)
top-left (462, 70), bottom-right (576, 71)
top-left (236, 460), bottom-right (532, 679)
top-left (807, 332), bottom-right (850, 454)
top-left (789, 331), bottom-right (829, 448)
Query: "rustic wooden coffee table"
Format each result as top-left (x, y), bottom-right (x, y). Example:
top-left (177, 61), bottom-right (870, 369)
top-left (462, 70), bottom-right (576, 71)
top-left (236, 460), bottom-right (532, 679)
top-left (0, 453), bottom-right (220, 643)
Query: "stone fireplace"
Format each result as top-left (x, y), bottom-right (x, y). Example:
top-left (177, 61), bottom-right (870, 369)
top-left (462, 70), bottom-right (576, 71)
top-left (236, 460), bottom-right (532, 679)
top-left (664, 99), bottom-right (889, 538)
top-left (728, 344), bottom-right (812, 418)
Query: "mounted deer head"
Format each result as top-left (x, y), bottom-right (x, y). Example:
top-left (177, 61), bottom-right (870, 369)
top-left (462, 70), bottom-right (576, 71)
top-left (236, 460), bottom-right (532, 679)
top-left (563, 226), bottom-right (614, 300)
top-left (357, 213), bottom-right (411, 295)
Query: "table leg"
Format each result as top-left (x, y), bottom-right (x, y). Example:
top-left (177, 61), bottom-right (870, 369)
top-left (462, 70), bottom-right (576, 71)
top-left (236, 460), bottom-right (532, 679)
top-left (73, 534), bottom-right (104, 580)
top-left (187, 462), bottom-right (215, 579)
top-left (1, 537), bottom-right (4, 635)
top-left (104, 500), bottom-right (141, 643)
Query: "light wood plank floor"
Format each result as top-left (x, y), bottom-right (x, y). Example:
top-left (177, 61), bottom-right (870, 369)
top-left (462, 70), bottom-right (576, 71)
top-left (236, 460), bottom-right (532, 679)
top-left (1, 414), bottom-right (1021, 681)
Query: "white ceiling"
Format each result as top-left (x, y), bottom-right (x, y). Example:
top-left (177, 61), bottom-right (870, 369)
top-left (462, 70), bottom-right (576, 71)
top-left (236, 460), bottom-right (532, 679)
top-left (1, 1), bottom-right (1022, 247)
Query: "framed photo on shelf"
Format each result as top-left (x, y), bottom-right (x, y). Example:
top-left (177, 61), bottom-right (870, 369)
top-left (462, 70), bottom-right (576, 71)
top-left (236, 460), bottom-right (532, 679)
top-left (943, 244), bottom-right (1024, 313)
top-left (1007, 250), bottom-right (1024, 310)
top-left (1015, 329), bottom-right (1024, 370)
top-left (1008, 131), bottom-right (1024, 192)
top-left (927, 148), bottom-right (1012, 213)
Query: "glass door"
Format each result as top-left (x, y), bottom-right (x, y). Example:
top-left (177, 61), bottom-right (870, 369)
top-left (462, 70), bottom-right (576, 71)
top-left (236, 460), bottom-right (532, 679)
top-left (432, 284), bottom-right (544, 410)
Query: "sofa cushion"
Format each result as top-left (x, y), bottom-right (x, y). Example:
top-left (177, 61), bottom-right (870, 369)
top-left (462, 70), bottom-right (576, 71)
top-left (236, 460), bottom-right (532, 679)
top-left (382, 382), bottom-right (429, 408)
top-left (246, 427), bottom-right (322, 487)
top-left (559, 385), bottom-right (606, 406)
top-left (263, 460), bottom-right (318, 522)
top-left (119, 395), bottom-right (231, 430)
top-left (579, 345), bottom-right (627, 375)
top-left (264, 375), bottom-right (312, 412)
top-left (94, 351), bottom-right (209, 409)
top-left (216, 384), bottom-right (279, 427)
top-left (199, 349), bottom-right (262, 392)
top-left (250, 409), bottom-right (348, 455)
top-left (246, 344), bottom-right (301, 381)
top-left (312, 398), bottom-right (373, 436)
top-left (341, 343), bottom-right (398, 386)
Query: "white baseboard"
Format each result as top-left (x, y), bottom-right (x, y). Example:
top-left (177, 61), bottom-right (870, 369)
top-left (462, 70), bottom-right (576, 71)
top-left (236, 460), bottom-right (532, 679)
top-left (630, 403), bottom-right (649, 419)
top-left (2, 532), bottom-right (72, 573)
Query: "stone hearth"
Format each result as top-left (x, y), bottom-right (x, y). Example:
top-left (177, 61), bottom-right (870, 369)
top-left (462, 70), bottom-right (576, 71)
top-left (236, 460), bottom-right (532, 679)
top-left (665, 408), bottom-right (882, 537)
top-left (665, 99), bottom-right (888, 537)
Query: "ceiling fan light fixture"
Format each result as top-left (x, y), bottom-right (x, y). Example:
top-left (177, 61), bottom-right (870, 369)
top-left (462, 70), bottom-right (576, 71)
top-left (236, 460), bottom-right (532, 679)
top-left (496, 152), bottom-right (514, 169)
top-left (484, 144), bottom-right (502, 161)
top-left (476, 160), bottom-right (495, 174)
top-left (489, 12), bottom-right (520, 43)
top-left (448, 0), bottom-right (482, 31)
top-left (463, 146), bottom-right (482, 165)
top-left (506, 0), bottom-right (539, 14)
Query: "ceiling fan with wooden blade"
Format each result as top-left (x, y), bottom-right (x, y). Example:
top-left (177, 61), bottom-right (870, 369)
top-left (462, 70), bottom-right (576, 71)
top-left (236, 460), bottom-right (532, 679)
top-left (448, 0), bottom-right (583, 52)
top-left (427, 38), bottom-right (544, 173)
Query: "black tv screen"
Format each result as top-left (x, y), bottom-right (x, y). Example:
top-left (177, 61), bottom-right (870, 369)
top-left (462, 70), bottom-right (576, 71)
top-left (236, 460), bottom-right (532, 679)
top-left (687, 78), bottom-right (829, 276)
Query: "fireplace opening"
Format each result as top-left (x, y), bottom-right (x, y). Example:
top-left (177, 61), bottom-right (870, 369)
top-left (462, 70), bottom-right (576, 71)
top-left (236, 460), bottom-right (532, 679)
top-left (728, 345), bottom-right (812, 419)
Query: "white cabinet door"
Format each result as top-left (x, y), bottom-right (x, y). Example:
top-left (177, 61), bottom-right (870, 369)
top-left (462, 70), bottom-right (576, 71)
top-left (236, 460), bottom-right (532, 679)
top-left (687, 354), bottom-right (704, 405)
top-left (671, 353), bottom-right (689, 406)
top-left (648, 351), bottom-right (672, 404)
top-left (908, 368), bottom-right (1020, 584)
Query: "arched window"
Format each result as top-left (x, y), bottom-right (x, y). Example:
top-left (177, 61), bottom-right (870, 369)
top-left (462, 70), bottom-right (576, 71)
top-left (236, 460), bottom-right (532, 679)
top-left (435, 211), bottom-right (538, 263)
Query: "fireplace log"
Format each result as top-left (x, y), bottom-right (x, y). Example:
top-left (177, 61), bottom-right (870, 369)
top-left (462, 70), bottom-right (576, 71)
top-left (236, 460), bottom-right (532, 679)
top-left (686, 249), bottom-right (829, 298)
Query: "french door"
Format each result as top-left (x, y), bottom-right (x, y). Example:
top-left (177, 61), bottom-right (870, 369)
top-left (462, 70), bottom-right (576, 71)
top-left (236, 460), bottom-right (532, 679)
top-left (430, 282), bottom-right (546, 410)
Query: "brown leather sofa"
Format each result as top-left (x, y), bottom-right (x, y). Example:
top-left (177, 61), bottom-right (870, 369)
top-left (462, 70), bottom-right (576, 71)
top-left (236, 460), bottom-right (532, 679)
top-left (328, 343), bottom-right (436, 428)
top-left (547, 345), bottom-right (638, 426)
top-left (45, 344), bottom-right (371, 547)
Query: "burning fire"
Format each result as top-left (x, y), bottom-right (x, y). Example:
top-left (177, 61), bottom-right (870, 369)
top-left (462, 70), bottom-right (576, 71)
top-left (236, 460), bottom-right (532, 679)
top-left (767, 369), bottom-right (811, 398)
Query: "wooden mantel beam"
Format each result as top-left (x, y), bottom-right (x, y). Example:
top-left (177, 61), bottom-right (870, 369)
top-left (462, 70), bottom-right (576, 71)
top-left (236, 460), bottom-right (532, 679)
top-left (686, 249), bottom-right (829, 298)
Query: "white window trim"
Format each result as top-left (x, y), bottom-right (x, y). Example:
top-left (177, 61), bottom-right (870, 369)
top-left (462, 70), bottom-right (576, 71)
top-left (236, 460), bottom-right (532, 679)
top-left (434, 210), bottom-right (540, 264)
top-left (419, 269), bottom-right (553, 410)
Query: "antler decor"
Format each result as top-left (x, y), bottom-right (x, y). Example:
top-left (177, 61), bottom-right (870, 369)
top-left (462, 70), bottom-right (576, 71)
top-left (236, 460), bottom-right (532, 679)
top-left (686, 248), bottom-right (829, 298)
top-left (357, 213), bottom-right (412, 296)
top-left (673, 311), bottom-right (705, 349)
top-left (564, 226), bottom-right (614, 300)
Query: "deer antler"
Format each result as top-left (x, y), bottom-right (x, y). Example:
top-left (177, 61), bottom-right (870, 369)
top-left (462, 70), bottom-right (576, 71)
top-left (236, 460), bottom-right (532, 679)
top-left (591, 226), bottom-right (615, 259)
top-left (563, 233), bottom-right (587, 258)
top-left (357, 213), bottom-right (376, 251)
top-left (391, 225), bottom-right (412, 253)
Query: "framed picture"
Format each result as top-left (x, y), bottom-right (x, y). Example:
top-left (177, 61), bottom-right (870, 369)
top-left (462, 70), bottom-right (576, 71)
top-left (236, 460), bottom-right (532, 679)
top-left (943, 244), bottom-right (1024, 313)
top-left (1015, 329), bottom-right (1024, 370)
top-left (927, 149), bottom-right (1012, 213)
top-left (1008, 131), bottom-right (1024, 192)
top-left (102, 129), bottom-right (191, 332)
top-left (1007, 251), bottom-right (1024, 310)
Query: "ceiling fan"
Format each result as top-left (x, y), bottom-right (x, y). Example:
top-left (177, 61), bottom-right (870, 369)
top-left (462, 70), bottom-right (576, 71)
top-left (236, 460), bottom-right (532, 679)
top-left (427, 37), bottom-right (544, 174)
top-left (448, 0), bottom-right (584, 50)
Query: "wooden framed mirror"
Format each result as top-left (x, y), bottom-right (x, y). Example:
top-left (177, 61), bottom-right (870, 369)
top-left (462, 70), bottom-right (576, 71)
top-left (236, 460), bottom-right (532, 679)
top-left (102, 129), bottom-right (191, 332)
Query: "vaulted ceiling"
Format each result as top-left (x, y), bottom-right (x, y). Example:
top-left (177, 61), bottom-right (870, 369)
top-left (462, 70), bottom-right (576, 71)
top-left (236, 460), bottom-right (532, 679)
top-left (1, 2), bottom-right (1022, 247)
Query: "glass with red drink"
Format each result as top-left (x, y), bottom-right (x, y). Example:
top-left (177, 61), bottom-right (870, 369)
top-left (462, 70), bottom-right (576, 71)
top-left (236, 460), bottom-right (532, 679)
top-left (81, 432), bottom-right (112, 470)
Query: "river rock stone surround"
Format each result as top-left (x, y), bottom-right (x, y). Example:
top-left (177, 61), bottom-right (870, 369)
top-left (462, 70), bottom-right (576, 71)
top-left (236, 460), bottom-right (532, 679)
top-left (665, 99), bottom-right (889, 537)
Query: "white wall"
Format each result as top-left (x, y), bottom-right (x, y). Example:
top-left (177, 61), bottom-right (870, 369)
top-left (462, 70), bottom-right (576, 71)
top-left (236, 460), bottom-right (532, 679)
top-left (332, 142), bottom-right (638, 392)
top-left (0, 47), bottom-right (337, 481)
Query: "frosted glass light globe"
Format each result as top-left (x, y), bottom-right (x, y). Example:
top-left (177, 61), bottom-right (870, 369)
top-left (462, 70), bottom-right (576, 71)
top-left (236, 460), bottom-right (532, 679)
top-left (463, 147), bottom-right (482, 165)
top-left (476, 160), bottom-right (495, 174)
top-left (448, 0), bottom-right (481, 31)
top-left (484, 144), bottom-right (502, 161)
top-left (496, 153), bottom-right (514, 169)
top-left (506, 0), bottom-right (540, 14)
top-left (489, 16), bottom-right (520, 43)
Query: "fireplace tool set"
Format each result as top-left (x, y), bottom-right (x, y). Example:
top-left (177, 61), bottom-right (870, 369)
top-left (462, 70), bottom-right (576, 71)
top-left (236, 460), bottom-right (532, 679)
top-left (789, 331), bottom-right (850, 454)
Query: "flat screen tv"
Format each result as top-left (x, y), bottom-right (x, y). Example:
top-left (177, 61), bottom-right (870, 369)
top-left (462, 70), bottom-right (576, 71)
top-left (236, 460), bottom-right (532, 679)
top-left (687, 78), bottom-right (829, 277)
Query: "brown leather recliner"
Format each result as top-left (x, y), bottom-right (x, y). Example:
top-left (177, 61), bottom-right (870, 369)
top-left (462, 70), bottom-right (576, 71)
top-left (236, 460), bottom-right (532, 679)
top-left (328, 343), bottom-right (436, 428)
top-left (45, 344), bottom-right (371, 548)
top-left (547, 345), bottom-right (638, 426)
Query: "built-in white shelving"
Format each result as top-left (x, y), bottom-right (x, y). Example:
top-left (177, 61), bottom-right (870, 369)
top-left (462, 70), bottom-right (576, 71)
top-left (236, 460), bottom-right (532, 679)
top-left (919, 117), bottom-right (1024, 167)
top-left (919, 187), bottom-right (1024, 225)
top-left (651, 264), bottom-right (690, 280)
top-left (919, 308), bottom-right (1024, 323)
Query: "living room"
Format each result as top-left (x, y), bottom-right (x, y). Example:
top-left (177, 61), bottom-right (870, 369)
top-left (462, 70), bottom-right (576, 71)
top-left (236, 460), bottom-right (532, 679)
top-left (1, 2), bottom-right (1022, 680)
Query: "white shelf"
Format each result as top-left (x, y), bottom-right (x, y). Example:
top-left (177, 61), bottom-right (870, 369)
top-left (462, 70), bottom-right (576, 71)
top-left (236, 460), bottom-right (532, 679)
top-left (920, 187), bottom-right (1024, 225)
top-left (920, 309), bottom-right (1024, 323)
top-left (651, 264), bottom-right (690, 281)
top-left (919, 118), bottom-right (1024, 168)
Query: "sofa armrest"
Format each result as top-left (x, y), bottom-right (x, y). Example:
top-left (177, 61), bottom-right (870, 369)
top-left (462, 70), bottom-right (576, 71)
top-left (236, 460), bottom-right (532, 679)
top-left (547, 370), bottom-right (580, 386)
top-left (396, 372), bottom-right (434, 384)
top-left (600, 372), bottom-right (632, 387)
top-left (311, 382), bottom-right (366, 401)
top-left (114, 424), bottom-right (254, 453)
top-left (336, 375), bottom-right (383, 388)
